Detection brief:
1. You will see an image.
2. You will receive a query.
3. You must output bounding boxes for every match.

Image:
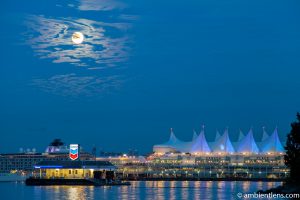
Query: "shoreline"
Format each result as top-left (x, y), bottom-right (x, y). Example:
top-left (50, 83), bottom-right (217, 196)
top-left (121, 177), bottom-right (285, 182)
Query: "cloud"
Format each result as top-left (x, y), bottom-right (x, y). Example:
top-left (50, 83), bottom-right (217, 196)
top-left (77, 0), bottom-right (126, 11)
top-left (31, 73), bottom-right (123, 97)
top-left (119, 14), bottom-right (140, 21)
top-left (24, 15), bottom-right (131, 68)
top-left (23, 2), bottom-right (138, 96)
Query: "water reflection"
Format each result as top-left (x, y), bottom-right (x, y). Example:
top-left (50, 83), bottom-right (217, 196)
top-left (157, 181), bottom-right (165, 200)
top-left (242, 181), bottom-right (251, 192)
top-left (193, 181), bottom-right (200, 200)
top-left (170, 181), bottom-right (175, 200)
top-left (18, 181), bottom-right (284, 200)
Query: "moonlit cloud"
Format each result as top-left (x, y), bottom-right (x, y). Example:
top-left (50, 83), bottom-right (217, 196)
top-left (23, 1), bottom-right (138, 96)
top-left (25, 15), bottom-right (131, 68)
top-left (119, 14), bottom-right (140, 21)
top-left (31, 73), bottom-right (123, 97)
top-left (78, 0), bottom-right (126, 11)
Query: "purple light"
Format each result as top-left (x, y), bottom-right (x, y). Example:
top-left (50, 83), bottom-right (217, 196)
top-left (34, 166), bottom-right (63, 169)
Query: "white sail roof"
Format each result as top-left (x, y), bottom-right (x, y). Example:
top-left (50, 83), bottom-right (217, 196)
top-left (153, 128), bottom-right (179, 150)
top-left (215, 130), bottom-right (221, 141)
top-left (261, 128), bottom-right (284, 153)
top-left (261, 127), bottom-right (269, 141)
top-left (237, 129), bottom-right (259, 153)
top-left (190, 129), bottom-right (211, 153)
top-left (154, 126), bottom-right (284, 154)
top-left (232, 130), bottom-right (244, 150)
top-left (213, 129), bottom-right (235, 153)
top-left (192, 130), bottom-right (198, 141)
top-left (238, 130), bottom-right (245, 142)
top-left (154, 128), bottom-right (194, 153)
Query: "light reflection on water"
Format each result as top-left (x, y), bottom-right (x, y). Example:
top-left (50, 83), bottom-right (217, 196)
top-left (0, 181), bottom-right (283, 200)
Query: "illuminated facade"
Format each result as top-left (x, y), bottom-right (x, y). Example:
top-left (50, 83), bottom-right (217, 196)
top-left (32, 161), bottom-right (116, 179)
top-left (106, 127), bottom-right (288, 180)
top-left (26, 160), bottom-right (121, 186)
top-left (0, 140), bottom-right (94, 173)
top-left (97, 153), bottom-right (288, 180)
top-left (0, 152), bottom-right (94, 173)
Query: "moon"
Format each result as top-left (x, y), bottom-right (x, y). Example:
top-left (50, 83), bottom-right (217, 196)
top-left (72, 32), bottom-right (84, 44)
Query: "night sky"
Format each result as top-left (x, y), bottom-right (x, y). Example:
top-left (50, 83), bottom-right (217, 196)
top-left (0, 0), bottom-right (299, 154)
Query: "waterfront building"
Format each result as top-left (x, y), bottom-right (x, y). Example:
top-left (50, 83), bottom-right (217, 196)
top-left (141, 127), bottom-right (288, 180)
top-left (96, 155), bottom-right (147, 179)
top-left (153, 127), bottom-right (285, 154)
top-left (261, 128), bottom-right (285, 153)
top-left (0, 152), bottom-right (94, 173)
top-left (237, 129), bottom-right (259, 154)
top-left (237, 130), bottom-right (245, 142)
top-left (0, 140), bottom-right (94, 173)
top-left (32, 161), bottom-right (116, 179)
top-left (96, 155), bottom-right (146, 166)
top-left (26, 160), bottom-right (132, 186)
top-left (213, 129), bottom-right (235, 153)
top-left (190, 129), bottom-right (211, 153)
top-left (261, 126), bottom-right (269, 142)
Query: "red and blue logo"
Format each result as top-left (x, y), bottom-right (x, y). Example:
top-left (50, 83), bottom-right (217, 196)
top-left (69, 144), bottom-right (79, 160)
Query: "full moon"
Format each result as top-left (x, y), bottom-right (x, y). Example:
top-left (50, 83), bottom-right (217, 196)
top-left (72, 32), bottom-right (84, 44)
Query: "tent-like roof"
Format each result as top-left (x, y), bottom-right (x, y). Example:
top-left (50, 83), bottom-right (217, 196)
top-left (238, 130), bottom-right (245, 142)
top-left (237, 129), bottom-right (259, 153)
top-left (213, 129), bottom-right (235, 153)
top-left (152, 128), bottom-right (179, 151)
top-left (261, 127), bottom-right (269, 142)
top-left (190, 129), bottom-right (211, 153)
top-left (261, 128), bottom-right (284, 153)
top-left (153, 128), bottom-right (192, 153)
top-left (232, 130), bottom-right (244, 151)
top-left (158, 128), bottom-right (180, 146)
top-left (192, 130), bottom-right (198, 141)
top-left (154, 126), bottom-right (285, 154)
top-left (215, 130), bottom-right (221, 141)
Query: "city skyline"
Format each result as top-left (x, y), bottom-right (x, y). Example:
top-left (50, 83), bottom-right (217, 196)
top-left (0, 125), bottom-right (289, 154)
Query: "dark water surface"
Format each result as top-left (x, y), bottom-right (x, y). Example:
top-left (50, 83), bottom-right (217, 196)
top-left (0, 181), bottom-right (282, 200)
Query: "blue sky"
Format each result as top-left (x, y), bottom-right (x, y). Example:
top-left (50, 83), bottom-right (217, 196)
top-left (0, 0), bottom-right (299, 153)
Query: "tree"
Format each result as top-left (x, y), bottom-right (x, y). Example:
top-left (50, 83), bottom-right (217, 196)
top-left (284, 113), bottom-right (300, 182)
top-left (50, 139), bottom-right (64, 147)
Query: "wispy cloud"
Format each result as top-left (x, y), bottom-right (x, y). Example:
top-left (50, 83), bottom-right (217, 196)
top-left (24, 15), bottom-right (131, 68)
top-left (23, 1), bottom-right (138, 96)
top-left (77, 0), bottom-right (126, 11)
top-left (31, 73), bottom-right (123, 97)
top-left (119, 14), bottom-right (140, 21)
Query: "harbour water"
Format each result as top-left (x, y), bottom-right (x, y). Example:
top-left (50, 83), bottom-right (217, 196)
top-left (0, 181), bottom-right (282, 200)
